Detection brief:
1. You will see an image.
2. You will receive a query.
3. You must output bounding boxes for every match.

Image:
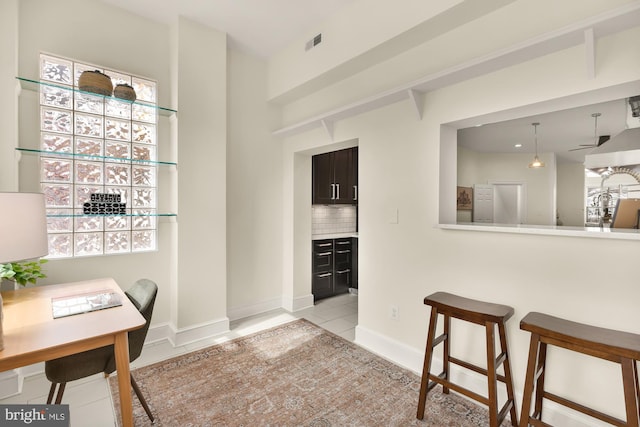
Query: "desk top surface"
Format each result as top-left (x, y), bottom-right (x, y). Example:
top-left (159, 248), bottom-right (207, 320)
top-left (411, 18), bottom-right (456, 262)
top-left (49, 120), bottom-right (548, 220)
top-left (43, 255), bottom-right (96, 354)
top-left (0, 278), bottom-right (145, 369)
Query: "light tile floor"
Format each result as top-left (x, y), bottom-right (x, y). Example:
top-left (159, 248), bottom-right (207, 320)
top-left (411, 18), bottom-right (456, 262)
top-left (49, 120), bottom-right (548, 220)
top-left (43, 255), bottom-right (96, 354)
top-left (0, 293), bottom-right (358, 426)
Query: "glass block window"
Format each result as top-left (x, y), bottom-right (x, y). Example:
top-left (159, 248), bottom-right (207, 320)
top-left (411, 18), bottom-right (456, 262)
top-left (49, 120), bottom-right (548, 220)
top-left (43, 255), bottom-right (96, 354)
top-left (39, 54), bottom-right (158, 258)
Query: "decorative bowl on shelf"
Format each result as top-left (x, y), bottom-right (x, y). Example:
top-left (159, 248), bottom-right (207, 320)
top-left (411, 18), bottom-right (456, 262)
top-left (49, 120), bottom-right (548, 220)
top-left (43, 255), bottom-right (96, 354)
top-left (113, 83), bottom-right (137, 102)
top-left (78, 70), bottom-right (113, 96)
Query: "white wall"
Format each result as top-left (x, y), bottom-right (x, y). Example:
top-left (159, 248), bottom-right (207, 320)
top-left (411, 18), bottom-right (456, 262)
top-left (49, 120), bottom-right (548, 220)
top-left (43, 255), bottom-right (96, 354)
top-left (226, 48), bottom-right (284, 320)
top-left (174, 17), bottom-right (228, 334)
top-left (557, 162), bottom-right (586, 226)
top-left (280, 20), bottom-right (640, 427)
top-left (0, 0), bottom-right (19, 191)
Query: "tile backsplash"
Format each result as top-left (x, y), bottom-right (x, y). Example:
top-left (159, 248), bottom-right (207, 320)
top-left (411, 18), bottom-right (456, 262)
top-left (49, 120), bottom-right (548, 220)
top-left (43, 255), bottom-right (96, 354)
top-left (312, 205), bottom-right (357, 235)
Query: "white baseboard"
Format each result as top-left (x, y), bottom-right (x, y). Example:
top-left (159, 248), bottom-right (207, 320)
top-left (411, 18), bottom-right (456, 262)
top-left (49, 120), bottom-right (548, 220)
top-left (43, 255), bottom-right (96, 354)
top-left (0, 370), bottom-right (21, 399)
top-left (355, 324), bottom-right (607, 427)
top-left (283, 293), bottom-right (314, 313)
top-left (162, 317), bottom-right (230, 347)
top-left (227, 297), bottom-right (284, 322)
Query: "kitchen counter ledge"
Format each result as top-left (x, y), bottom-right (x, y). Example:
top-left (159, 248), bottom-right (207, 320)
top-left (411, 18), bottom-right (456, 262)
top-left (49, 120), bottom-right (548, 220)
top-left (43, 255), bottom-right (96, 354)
top-left (312, 232), bottom-right (358, 240)
top-left (440, 223), bottom-right (640, 241)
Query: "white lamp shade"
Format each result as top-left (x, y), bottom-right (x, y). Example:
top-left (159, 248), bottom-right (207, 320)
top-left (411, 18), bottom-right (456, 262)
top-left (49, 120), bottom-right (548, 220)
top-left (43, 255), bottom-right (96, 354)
top-left (0, 192), bottom-right (49, 263)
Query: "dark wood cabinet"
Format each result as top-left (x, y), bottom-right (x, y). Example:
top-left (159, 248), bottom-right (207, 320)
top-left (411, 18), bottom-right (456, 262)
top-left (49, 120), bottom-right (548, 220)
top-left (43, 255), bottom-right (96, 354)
top-left (312, 147), bottom-right (358, 205)
top-left (312, 238), bottom-right (353, 301)
top-left (352, 147), bottom-right (358, 204)
top-left (351, 237), bottom-right (358, 290)
top-left (333, 238), bottom-right (352, 295)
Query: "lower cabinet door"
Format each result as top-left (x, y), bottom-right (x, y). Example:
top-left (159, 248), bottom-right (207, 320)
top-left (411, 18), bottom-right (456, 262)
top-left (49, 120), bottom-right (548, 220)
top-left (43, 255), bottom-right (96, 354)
top-left (313, 271), bottom-right (333, 301)
top-left (334, 268), bottom-right (350, 295)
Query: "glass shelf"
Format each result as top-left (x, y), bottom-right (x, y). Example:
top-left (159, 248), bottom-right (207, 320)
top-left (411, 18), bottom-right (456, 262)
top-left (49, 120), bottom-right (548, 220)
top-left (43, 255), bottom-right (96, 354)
top-left (16, 76), bottom-right (177, 117)
top-left (46, 213), bottom-right (176, 218)
top-left (16, 147), bottom-right (177, 167)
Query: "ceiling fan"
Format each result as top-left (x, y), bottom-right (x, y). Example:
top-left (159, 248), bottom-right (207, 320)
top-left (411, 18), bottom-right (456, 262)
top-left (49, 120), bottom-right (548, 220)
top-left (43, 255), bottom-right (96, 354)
top-left (569, 112), bottom-right (610, 151)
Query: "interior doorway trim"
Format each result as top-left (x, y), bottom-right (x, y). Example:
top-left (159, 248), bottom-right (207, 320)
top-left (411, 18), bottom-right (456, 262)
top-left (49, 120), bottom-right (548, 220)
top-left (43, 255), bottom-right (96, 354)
top-left (488, 180), bottom-right (528, 225)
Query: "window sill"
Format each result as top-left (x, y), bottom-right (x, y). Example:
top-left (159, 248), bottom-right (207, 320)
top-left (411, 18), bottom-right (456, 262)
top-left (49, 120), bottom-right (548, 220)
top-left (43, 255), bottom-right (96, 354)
top-left (438, 222), bottom-right (640, 241)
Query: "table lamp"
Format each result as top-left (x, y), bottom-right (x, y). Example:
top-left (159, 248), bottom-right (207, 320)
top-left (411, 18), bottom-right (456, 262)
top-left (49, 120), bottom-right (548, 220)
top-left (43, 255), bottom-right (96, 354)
top-left (0, 192), bottom-right (49, 350)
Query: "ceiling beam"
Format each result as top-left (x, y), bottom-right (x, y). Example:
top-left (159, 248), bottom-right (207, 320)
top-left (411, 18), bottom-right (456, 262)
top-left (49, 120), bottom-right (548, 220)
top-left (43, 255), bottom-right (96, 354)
top-left (584, 28), bottom-right (595, 79)
top-left (320, 119), bottom-right (334, 141)
top-left (408, 89), bottom-right (424, 120)
top-left (273, 2), bottom-right (640, 139)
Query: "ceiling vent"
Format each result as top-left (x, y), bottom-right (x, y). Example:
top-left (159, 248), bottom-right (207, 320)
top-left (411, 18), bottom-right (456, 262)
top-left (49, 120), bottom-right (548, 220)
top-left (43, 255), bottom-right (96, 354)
top-left (305, 34), bottom-right (322, 51)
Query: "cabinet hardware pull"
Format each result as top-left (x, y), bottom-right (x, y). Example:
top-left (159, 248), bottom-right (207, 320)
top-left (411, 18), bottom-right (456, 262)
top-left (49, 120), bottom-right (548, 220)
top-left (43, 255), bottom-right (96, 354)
top-left (317, 272), bottom-right (332, 278)
top-left (336, 241), bottom-right (350, 245)
top-left (336, 250), bottom-right (350, 254)
top-left (336, 183), bottom-right (340, 199)
top-left (331, 183), bottom-right (336, 200)
top-left (336, 269), bottom-right (351, 274)
top-left (316, 251), bottom-right (332, 256)
top-left (354, 185), bottom-right (357, 201)
top-left (316, 243), bottom-right (332, 247)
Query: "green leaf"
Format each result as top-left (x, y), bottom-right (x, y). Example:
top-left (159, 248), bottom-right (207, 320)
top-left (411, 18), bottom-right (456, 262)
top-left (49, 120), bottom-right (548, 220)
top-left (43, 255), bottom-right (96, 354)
top-left (0, 260), bottom-right (47, 286)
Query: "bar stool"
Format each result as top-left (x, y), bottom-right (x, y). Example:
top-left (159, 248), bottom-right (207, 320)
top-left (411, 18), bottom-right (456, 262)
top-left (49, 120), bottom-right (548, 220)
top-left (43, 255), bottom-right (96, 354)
top-left (417, 292), bottom-right (518, 426)
top-left (520, 312), bottom-right (640, 427)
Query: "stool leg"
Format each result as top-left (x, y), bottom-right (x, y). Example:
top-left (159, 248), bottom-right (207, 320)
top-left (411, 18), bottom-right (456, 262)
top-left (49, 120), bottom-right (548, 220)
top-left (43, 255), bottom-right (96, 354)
top-left (486, 321), bottom-right (499, 427)
top-left (498, 322), bottom-right (518, 426)
top-left (533, 341), bottom-right (547, 421)
top-left (621, 357), bottom-right (640, 427)
top-left (520, 333), bottom-right (542, 427)
top-left (442, 314), bottom-right (451, 394)
top-left (636, 361), bottom-right (640, 423)
top-left (417, 307), bottom-right (439, 419)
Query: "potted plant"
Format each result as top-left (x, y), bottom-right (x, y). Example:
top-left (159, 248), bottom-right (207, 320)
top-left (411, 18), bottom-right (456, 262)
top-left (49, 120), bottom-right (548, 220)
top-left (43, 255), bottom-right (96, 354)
top-left (0, 259), bottom-right (48, 287)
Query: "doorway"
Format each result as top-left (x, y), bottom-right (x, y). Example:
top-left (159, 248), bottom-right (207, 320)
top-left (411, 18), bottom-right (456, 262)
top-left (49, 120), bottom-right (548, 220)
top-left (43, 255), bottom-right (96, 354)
top-left (473, 182), bottom-right (527, 224)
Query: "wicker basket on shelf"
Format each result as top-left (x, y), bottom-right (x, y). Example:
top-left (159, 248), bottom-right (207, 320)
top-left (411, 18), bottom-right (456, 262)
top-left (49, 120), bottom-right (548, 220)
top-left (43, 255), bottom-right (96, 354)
top-left (113, 83), bottom-right (137, 102)
top-left (78, 70), bottom-right (113, 96)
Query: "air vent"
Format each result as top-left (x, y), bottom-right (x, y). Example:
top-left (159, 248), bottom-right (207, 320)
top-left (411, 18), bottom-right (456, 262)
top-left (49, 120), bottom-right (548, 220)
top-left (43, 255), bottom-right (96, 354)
top-left (305, 33), bottom-right (322, 51)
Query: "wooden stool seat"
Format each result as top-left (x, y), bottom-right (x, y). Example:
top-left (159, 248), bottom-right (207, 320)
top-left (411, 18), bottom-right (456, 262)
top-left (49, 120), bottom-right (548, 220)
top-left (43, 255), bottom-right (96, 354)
top-left (417, 292), bottom-right (518, 426)
top-left (520, 312), bottom-right (640, 427)
top-left (424, 291), bottom-right (515, 324)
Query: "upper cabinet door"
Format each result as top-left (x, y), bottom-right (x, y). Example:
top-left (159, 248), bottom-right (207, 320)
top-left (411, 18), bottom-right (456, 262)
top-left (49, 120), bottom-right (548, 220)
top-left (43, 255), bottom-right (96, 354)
top-left (352, 147), bottom-right (358, 204)
top-left (313, 152), bottom-right (334, 204)
top-left (332, 148), bottom-right (353, 205)
top-left (312, 147), bottom-right (358, 205)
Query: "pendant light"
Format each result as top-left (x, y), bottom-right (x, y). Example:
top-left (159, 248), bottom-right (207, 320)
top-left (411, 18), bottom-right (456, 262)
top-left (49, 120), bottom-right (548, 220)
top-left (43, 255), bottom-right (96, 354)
top-left (528, 122), bottom-right (545, 168)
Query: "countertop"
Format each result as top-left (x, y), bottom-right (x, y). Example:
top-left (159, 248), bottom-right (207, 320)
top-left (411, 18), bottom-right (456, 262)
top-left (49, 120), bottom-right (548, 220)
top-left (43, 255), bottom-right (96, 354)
top-left (312, 232), bottom-right (358, 240)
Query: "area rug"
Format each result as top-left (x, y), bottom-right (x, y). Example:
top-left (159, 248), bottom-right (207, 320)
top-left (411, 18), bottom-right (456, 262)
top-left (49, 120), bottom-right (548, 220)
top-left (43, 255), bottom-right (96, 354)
top-left (110, 319), bottom-right (507, 426)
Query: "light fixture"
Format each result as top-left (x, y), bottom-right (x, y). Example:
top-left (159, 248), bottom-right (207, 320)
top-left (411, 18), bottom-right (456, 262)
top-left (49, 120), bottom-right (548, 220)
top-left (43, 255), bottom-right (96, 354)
top-left (528, 122), bottom-right (545, 168)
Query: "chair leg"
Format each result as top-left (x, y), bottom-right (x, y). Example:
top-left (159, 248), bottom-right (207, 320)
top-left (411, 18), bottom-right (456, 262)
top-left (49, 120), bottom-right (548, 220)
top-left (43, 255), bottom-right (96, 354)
top-left (47, 383), bottom-right (57, 404)
top-left (54, 383), bottom-right (66, 405)
top-left (130, 374), bottom-right (154, 423)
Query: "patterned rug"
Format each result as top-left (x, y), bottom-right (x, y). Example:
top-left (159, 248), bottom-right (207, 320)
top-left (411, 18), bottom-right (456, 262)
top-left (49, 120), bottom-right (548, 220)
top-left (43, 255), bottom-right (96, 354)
top-left (110, 319), bottom-right (507, 426)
